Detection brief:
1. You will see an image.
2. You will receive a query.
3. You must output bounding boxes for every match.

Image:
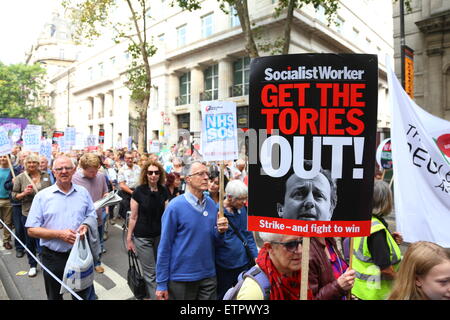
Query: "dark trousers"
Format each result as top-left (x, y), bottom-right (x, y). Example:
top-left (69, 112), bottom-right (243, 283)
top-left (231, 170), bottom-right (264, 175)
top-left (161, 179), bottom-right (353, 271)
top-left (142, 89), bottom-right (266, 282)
top-left (41, 247), bottom-right (94, 300)
top-left (12, 206), bottom-right (25, 251)
top-left (118, 190), bottom-right (131, 219)
top-left (168, 277), bottom-right (217, 300)
top-left (216, 264), bottom-right (250, 300)
top-left (21, 215), bottom-right (37, 268)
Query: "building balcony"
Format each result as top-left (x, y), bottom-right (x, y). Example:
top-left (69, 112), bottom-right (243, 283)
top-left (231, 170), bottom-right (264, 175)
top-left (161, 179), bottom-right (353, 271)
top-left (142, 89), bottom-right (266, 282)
top-left (175, 95), bottom-right (190, 106)
top-left (199, 91), bottom-right (218, 101)
top-left (229, 84), bottom-right (249, 97)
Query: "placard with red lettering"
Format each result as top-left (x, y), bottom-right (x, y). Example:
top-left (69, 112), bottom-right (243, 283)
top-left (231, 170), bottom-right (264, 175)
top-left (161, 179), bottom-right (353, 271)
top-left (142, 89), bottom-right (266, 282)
top-left (248, 54), bottom-right (378, 237)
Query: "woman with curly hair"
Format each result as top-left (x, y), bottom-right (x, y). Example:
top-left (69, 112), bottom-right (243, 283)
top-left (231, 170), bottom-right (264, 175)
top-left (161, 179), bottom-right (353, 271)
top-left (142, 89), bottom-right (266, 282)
top-left (126, 160), bottom-right (168, 299)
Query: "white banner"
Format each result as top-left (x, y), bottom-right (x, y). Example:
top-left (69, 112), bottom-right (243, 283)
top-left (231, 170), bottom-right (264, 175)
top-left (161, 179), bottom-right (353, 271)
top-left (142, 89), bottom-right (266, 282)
top-left (200, 100), bottom-right (238, 162)
top-left (22, 125), bottom-right (42, 153)
top-left (388, 62), bottom-right (450, 247)
top-left (0, 127), bottom-right (12, 156)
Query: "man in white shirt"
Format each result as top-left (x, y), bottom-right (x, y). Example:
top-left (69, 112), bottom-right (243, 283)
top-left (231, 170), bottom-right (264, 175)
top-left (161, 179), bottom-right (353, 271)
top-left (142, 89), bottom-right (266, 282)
top-left (117, 152), bottom-right (141, 219)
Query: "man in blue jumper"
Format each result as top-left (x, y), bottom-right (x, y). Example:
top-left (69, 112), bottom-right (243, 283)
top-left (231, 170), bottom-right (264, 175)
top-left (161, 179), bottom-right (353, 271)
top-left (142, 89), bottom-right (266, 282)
top-left (156, 161), bottom-right (228, 300)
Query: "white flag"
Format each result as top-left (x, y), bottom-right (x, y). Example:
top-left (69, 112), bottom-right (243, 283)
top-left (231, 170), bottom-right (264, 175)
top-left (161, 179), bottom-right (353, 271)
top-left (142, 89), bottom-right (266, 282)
top-left (388, 61), bottom-right (450, 247)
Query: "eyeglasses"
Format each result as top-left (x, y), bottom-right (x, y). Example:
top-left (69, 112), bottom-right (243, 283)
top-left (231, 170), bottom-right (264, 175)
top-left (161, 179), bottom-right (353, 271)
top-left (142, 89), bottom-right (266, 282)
top-left (271, 239), bottom-right (303, 253)
top-left (54, 167), bottom-right (74, 172)
top-left (189, 171), bottom-right (209, 177)
top-left (234, 197), bottom-right (248, 202)
top-left (147, 170), bottom-right (160, 176)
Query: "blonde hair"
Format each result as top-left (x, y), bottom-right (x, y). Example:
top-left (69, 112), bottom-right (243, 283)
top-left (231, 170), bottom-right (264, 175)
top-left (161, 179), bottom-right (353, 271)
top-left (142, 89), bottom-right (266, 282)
top-left (24, 153), bottom-right (40, 170)
top-left (372, 180), bottom-right (393, 217)
top-left (388, 241), bottom-right (450, 300)
top-left (79, 153), bottom-right (101, 169)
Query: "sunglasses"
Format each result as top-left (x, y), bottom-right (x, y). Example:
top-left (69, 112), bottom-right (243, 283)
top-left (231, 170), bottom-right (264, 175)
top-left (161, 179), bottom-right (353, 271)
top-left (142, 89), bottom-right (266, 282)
top-left (271, 239), bottom-right (303, 252)
top-left (147, 170), bottom-right (160, 176)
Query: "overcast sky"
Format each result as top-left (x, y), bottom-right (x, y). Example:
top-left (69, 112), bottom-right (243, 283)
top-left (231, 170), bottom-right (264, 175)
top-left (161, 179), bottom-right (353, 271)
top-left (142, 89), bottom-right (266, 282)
top-left (0, 0), bottom-right (58, 65)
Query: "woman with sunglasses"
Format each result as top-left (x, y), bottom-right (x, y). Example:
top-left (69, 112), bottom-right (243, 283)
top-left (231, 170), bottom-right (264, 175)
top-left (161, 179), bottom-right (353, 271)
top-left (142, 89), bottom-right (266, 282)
top-left (237, 232), bottom-right (314, 300)
top-left (309, 237), bottom-right (355, 299)
top-left (126, 160), bottom-right (168, 299)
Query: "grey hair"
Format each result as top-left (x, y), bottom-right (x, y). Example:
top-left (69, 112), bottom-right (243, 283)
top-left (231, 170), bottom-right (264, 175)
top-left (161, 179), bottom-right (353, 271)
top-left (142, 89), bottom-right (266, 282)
top-left (52, 155), bottom-right (75, 169)
top-left (259, 232), bottom-right (284, 243)
top-left (225, 179), bottom-right (248, 198)
top-left (187, 160), bottom-right (206, 175)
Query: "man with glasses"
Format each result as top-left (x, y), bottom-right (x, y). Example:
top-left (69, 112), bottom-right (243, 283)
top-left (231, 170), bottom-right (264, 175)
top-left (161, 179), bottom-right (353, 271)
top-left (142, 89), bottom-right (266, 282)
top-left (277, 161), bottom-right (337, 222)
top-left (156, 161), bottom-right (229, 300)
top-left (25, 156), bottom-right (99, 300)
top-left (215, 179), bottom-right (257, 299)
top-left (117, 151), bottom-right (141, 219)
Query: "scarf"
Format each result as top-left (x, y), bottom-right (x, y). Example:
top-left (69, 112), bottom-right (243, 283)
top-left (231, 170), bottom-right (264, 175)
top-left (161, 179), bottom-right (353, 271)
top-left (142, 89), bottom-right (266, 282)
top-left (256, 246), bottom-right (313, 300)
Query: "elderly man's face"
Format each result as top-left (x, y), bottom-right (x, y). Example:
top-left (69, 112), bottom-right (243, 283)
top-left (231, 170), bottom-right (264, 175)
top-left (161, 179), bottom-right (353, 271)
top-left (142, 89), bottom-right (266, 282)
top-left (282, 172), bottom-right (333, 221)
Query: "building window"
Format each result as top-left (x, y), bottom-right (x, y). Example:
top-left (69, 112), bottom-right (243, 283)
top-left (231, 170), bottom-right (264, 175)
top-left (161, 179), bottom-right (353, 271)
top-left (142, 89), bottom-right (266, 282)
top-left (230, 6), bottom-right (240, 27)
top-left (59, 49), bottom-right (65, 59)
top-left (98, 62), bottom-right (104, 77)
top-left (177, 113), bottom-right (190, 131)
top-left (158, 33), bottom-right (165, 42)
top-left (110, 56), bottom-right (116, 66)
top-left (177, 25), bottom-right (187, 47)
top-left (203, 64), bottom-right (218, 101)
top-left (88, 67), bottom-right (93, 81)
top-left (178, 72), bottom-right (191, 105)
top-left (336, 16), bottom-right (345, 33)
top-left (237, 106), bottom-right (249, 128)
top-left (202, 13), bottom-right (214, 38)
top-left (352, 27), bottom-right (360, 39)
top-left (231, 57), bottom-right (250, 96)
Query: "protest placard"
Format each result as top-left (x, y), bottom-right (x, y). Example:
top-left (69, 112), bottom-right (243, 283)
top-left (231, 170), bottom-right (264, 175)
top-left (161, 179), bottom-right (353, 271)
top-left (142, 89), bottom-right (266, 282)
top-left (200, 101), bottom-right (239, 162)
top-left (22, 125), bottom-right (42, 153)
top-left (0, 118), bottom-right (28, 143)
top-left (39, 139), bottom-right (52, 163)
top-left (248, 54), bottom-right (378, 238)
top-left (0, 126), bottom-right (12, 156)
top-left (376, 138), bottom-right (392, 170)
top-left (86, 134), bottom-right (98, 151)
top-left (64, 127), bottom-right (76, 148)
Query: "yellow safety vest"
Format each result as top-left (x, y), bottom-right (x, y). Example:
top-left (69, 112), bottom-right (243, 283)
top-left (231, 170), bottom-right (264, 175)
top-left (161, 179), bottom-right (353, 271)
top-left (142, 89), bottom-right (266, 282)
top-left (351, 217), bottom-right (402, 300)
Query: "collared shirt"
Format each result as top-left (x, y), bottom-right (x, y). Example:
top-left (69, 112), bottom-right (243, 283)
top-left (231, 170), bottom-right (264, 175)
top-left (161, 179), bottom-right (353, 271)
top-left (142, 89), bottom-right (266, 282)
top-left (72, 169), bottom-right (108, 216)
top-left (25, 183), bottom-right (97, 253)
top-left (118, 164), bottom-right (141, 189)
top-left (184, 190), bottom-right (207, 213)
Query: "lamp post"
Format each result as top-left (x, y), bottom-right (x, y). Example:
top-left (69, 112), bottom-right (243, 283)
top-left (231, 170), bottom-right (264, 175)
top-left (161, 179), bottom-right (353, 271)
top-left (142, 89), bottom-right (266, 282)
top-left (399, 0), bottom-right (406, 89)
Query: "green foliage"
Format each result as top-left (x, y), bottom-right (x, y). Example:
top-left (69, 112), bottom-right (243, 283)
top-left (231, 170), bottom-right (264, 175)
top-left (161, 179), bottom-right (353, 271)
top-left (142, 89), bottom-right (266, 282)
top-left (0, 62), bottom-right (54, 131)
top-left (126, 41), bottom-right (157, 104)
top-left (275, 0), bottom-right (340, 25)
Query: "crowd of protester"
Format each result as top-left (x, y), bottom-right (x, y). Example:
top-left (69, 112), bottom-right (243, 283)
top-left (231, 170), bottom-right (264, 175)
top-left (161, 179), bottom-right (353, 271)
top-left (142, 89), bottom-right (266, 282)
top-left (0, 143), bottom-right (449, 301)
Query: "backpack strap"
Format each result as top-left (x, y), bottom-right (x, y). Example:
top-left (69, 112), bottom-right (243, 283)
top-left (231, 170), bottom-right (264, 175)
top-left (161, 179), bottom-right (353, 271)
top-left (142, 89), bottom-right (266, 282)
top-left (243, 266), bottom-right (271, 300)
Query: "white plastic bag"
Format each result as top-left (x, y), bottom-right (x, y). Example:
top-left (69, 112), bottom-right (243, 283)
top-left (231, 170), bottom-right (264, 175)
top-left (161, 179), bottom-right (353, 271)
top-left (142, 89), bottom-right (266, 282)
top-left (60, 233), bottom-right (94, 294)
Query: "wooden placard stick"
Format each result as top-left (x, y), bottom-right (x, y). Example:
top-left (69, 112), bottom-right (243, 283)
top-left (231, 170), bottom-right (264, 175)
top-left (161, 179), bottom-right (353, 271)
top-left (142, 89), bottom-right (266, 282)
top-left (347, 237), bottom-right (355, 300)
top-left (299, 236), bottom-right (310, 300)
top-left (381, 169), bottom-right (385, 181)
top-left (6, 154), bottom-right (15, 178)
top-left (218, 161), bottom-right (225, 219)
top-left (24, 171), bottom-right (39, 194)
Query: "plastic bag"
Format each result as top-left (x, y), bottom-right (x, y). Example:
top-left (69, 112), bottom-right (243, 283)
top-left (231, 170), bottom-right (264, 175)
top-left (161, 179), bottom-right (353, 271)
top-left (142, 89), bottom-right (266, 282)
top-left (60, 233), bottom-right (94, 294)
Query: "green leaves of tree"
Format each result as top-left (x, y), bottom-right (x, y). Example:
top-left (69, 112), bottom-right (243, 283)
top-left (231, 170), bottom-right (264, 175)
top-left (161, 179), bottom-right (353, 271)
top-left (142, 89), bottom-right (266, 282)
top-left (0, 62), bottom-right (54, 131)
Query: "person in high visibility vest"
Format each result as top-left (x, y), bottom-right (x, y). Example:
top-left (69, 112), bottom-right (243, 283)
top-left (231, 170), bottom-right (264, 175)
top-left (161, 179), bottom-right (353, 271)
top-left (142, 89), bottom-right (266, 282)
top-left (351, 180), bottom-right (403, 300)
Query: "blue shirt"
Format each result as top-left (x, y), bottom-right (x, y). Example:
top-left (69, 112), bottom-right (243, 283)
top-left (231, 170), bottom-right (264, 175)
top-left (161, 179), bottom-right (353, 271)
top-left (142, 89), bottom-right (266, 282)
top-left (25, 183), bottom-right (97, 252)
top-left (0, 167), bottom-right (10, 198)
top-left (215, 205), bottom-right (258, 269)
top-left (156, 192), bottom-right (223, 291)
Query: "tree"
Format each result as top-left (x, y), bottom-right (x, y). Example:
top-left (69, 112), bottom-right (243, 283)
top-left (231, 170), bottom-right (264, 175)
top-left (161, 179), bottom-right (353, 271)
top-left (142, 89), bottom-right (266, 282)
top-left (176, 0), bottom-right (340, 58)
top-left (62, 0), bottom-right (157, 153)
top-left (0, 62), bottom-right (55, 132)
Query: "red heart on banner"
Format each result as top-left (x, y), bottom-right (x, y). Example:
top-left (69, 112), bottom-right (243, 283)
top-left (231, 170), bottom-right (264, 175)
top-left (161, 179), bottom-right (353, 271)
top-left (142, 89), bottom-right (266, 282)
top-left (436, 134), bottom-right (450, 157)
